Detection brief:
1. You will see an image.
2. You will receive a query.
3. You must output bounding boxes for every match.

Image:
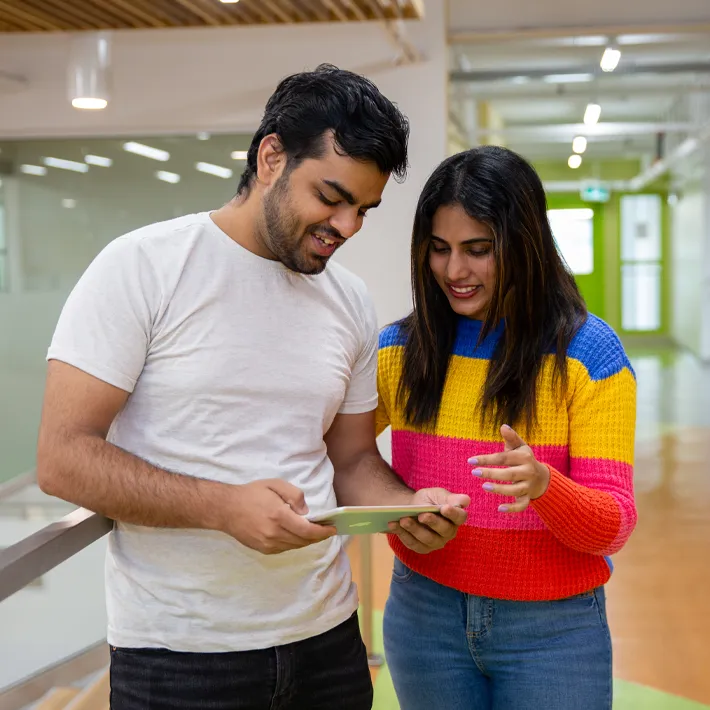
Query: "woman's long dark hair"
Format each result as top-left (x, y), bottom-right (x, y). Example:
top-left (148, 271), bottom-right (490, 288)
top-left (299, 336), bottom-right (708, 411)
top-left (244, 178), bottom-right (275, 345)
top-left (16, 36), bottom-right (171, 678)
top-left (397, 146), bottom-right (587, 431)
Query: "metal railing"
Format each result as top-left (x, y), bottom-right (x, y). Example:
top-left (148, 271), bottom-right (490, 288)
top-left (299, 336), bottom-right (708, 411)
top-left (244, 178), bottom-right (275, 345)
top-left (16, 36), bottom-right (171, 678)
top-left (0, 507), bottom-right (113, 603)
top-left (0, 478), bottom-right (382, 698)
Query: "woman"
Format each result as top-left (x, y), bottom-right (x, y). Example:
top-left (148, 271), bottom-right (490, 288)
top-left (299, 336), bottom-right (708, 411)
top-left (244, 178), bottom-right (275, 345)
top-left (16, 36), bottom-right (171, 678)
top-left (377, 146), bottom-right (636, 710)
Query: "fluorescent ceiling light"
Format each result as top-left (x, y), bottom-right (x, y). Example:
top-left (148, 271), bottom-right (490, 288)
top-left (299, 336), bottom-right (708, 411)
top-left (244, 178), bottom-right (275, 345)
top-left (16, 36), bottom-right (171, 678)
top-left (62, 198), bottom-right (77, 209)
top-left (572, 136), bottom-right (588, 154)
top-left (20, 164), bottom-right (47, 176)
top-left (556, 35), bottom-right (608, 47)
top-left (220, 0), bottom-right (240, 3)
top-left (542, 73), bottom-right (593, 84)
top-left (123, 142), bottom-right (170, 162)
top-left (197, 132), bottom-right (210, 140)
top-left (156, 170), bottom-right (181, 184)
top-left (71, 98), bottom-right (108, 110)
top-left (568, 154), bottom-right (583, 169)
top-left (43, 157), bottom-right (89, 173)
top-left (583, 103), bottom-right (601, 126)
top-left (600, 47), bottom-right (621, 72)
top-left (553, 207), bottom-right (593, 220)
top-left (196, 162), bottom-right (233, 179)
top-left (617, 33), bottom-right (674, 45)
top-left (85, 154), bottom-right (112, 167)
top-left (231, 151), bottom-right (248, 160)
top-left (508, 76), bottom-right (531, 85)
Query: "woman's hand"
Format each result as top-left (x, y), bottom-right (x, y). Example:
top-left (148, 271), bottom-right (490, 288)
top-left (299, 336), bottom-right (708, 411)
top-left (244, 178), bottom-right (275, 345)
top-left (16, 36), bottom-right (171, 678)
top-left (468, 425), bottom-right (550, 513)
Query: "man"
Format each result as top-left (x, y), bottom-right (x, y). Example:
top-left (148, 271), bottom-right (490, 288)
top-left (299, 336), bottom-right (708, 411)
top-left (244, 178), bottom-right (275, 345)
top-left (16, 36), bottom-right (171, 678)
top-left (37, 64), bottom-right (469, 709)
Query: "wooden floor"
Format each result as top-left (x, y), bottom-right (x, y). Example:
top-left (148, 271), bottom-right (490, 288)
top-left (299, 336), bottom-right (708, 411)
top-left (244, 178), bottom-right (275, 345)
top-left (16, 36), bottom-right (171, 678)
top-left (348, 349), bottom-right (710, 707)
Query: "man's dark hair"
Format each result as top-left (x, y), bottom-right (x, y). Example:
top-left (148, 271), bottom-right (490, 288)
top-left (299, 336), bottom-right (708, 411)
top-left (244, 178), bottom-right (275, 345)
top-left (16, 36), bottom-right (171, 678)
top-left (236, 63), bottom-right (409, 195)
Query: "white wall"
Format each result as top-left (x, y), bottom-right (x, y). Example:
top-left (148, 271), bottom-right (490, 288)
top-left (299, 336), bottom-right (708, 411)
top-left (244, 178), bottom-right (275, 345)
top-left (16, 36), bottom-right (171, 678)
top-left (335, 8), bottom-right (448, 327)
top-left (670, 145), bottom-right (710, 362)
top-left (671, 187), bottom-right (704, 356)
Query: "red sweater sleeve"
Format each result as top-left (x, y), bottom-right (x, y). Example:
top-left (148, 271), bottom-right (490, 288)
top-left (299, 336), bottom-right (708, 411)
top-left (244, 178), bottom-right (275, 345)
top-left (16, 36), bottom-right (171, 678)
top-left (531, 345), bottom-right (637, 556)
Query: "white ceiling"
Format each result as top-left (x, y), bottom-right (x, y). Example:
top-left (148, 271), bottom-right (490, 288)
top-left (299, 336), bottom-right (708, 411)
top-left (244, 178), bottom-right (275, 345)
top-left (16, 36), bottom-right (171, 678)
top-left (448, 27), bottom-right (710, 163)
top-left (447, 0), bottom-right (710, 35)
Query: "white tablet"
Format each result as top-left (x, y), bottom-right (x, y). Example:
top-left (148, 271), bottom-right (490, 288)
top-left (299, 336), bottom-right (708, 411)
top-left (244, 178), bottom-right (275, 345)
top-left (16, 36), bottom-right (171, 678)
top-left (307, 504), bottom-right (442, 535)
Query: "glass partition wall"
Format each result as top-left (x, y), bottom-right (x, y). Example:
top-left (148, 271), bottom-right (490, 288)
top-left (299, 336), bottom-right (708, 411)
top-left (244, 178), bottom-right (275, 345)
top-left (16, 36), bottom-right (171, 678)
top-left (0, 132), bottom-right (250, 486)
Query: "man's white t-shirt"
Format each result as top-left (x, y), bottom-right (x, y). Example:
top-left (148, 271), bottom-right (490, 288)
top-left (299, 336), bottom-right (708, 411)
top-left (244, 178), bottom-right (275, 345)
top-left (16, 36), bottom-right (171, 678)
top-left (47, 212), bottom-right (379, 652)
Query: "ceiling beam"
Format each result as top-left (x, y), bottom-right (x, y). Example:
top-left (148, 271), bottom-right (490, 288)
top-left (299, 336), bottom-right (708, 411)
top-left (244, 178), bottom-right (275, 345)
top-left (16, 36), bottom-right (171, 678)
top-left (0, 70), bottom-right (29, 93)
top-left (473, 122), bottom-right (698, 139)
top-left (449, 22), bottom-right (710, 45)
top-left (450, 61), bottom-right (710, 84)
top-left (457, 83), bottom-right (710, 100)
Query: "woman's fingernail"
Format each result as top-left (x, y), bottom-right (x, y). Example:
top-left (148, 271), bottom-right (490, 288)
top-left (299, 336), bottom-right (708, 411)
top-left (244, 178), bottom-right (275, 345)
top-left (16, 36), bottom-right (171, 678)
top-left (467, 457), bottom-right (478, 465)
top-left (482, 482), bottom-right (495, 492)
top-left (498, 505), bottom-right (509, 513)
top-left (472, 468), bottom-right (483, 477)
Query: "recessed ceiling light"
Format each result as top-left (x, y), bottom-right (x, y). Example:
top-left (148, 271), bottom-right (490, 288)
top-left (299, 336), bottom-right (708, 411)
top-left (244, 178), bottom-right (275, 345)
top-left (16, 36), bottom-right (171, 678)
top-left (156, 170), bottom-right (181, 184)
top-left (85, 154), bottom-right (113, 167)
top-left (600, 47), bottom-right (621, 72)
top-left (220, 0), bottom-right (240, 3)
top-left (231, 151), bottom-right (248, 160)
top-left (20, 164), bottom-right (47, 176)
top-left (572, 136), bottom-right (588, 154)
top-left (556, 35), bottom-right (608, 47)
top-left (43, 157), bottom-right (89, 173)
top-left (583, 103), bottom-right (602, 126)
top-left (196, 162), bottom-right (233, 179)
top-left (568, 154), bottom-right (583, 169)
top-left (71, 97), bottom-right (108, 110)
top-left (542, 73), bottom-right (594, 84)
top-left (123, 142), bottom-right (170, 162)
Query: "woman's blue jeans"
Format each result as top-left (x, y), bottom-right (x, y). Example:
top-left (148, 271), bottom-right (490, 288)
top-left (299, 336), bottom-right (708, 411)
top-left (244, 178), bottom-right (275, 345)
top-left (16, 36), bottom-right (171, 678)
top-left (383, 558), bottom-right (612, 710)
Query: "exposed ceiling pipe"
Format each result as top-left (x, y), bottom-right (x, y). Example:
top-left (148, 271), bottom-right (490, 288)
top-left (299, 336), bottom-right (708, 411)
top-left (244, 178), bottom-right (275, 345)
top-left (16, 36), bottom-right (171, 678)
top-left (457, 82), bottom-right (710, 100)
top-left (449, 22), bottom-right (710, 45)
top-left (473, 122), bottom-right (697, 139)
top-left (0, 70), bottom-right (28, 93)
top-left (544, 118), bottom-right (710, 193)
top-left (628, 120), bottom-right (710, 190)
top-left (382, 18), bottom-right (422, 65)
top-left (450, 60), bottom-right (710, 84)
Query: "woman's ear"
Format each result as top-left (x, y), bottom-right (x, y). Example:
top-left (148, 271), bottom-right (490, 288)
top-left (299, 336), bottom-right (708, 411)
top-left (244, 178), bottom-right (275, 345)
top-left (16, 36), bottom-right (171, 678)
top-left (256, 134), bottom-right (286, 188)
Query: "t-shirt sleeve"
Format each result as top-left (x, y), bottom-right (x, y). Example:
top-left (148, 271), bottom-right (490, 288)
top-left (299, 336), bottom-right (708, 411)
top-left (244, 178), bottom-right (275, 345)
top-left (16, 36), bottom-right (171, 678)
top-left (338, 292), bottom-right (378, 415)
top-left (46, 236), bottom-right (161, 393)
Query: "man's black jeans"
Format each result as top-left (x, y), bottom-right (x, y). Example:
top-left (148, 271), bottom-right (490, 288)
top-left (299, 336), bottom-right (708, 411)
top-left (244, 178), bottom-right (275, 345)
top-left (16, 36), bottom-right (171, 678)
top-left (109, 612), bottom-right (373, 710)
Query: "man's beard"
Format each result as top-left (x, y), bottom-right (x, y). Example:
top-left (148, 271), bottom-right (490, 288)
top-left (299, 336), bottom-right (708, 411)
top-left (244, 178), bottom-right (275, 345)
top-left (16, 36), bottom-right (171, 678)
top-left (261, 176), bottom-right (328, 275)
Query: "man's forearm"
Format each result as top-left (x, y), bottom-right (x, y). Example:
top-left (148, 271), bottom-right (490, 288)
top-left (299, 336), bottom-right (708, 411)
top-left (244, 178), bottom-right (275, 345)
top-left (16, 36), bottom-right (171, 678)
top-left (333, 450), bottom-right (413, 506)
top-left (37, 433), bottom-right (230, 532)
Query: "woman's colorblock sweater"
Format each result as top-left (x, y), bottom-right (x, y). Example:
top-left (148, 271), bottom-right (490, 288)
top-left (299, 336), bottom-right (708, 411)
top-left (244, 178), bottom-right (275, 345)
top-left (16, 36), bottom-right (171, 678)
top-left (376, 315), bottom-right (637, 601)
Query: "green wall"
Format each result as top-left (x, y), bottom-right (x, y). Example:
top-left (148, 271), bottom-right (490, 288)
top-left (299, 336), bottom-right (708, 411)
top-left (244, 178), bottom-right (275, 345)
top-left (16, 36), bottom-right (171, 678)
top-left (544, 190), bottom-right (669, 335)
top-left (547, 193), bottom-right (607, 322)
top-left (536, 156), bottom-right (670, 336)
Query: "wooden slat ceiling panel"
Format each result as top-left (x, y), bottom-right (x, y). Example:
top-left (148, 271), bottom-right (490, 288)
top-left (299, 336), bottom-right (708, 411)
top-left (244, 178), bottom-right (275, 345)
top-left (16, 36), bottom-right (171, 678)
top-left (0, 0), bottom-right (423, 32)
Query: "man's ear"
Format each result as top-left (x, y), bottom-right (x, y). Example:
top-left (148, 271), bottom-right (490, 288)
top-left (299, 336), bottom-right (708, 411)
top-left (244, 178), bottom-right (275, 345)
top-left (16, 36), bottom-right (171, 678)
top-left (256, 134), bottom-right (287, 187)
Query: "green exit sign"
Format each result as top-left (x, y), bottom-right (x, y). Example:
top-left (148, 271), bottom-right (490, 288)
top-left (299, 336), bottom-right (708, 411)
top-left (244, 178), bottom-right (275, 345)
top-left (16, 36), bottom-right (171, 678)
top-left (580, 183), bottom-right (610, 203)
